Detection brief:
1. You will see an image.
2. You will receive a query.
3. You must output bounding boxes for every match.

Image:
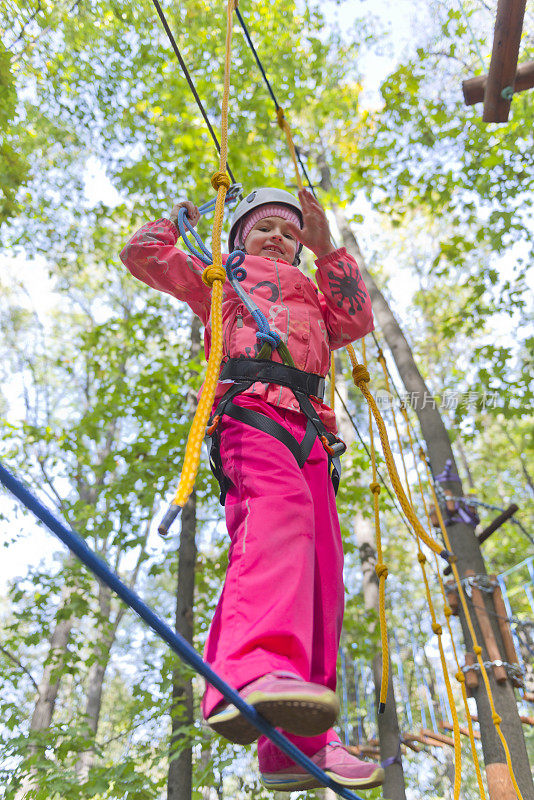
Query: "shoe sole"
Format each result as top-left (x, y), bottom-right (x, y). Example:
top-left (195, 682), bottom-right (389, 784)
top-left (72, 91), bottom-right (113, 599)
top-left (261, 765), bottom-right (385, 791)
top-left (207, 688), bottom-right (339, 745)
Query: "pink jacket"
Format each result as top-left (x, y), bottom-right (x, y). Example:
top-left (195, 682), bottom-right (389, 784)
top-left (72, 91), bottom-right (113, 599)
top-left (120, 218), bottom-right (374, 432)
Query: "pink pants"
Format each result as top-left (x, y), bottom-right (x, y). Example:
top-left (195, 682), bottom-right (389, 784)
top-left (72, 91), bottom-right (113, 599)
top-left (202, 395), bottom-right (344, 767)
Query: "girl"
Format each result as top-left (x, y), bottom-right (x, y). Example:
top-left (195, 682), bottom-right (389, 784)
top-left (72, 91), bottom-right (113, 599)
top-left (120, 188), bottom-right (384, 791)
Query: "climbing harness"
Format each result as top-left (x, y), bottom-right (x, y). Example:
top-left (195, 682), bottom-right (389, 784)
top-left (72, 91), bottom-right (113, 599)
top-left (206, 357), bottom-right (346, 505)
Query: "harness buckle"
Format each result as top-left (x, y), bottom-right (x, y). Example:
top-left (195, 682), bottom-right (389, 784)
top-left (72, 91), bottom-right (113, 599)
top-left (207, 415), bottom-right (220, 436)
top-left (320, 434), bottom-right (347, 457)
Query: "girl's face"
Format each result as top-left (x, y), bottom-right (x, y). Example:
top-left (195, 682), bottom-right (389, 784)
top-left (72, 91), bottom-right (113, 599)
top-left (244, 216), bottom-right (298, 263)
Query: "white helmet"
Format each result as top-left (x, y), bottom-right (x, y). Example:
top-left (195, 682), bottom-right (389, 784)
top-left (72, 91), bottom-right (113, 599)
top-left (228, 187), bottom-right (303, 258)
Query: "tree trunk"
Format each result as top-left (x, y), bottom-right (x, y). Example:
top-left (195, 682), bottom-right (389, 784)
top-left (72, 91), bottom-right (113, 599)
top-left (167, 315), bottom-right (201, 800)
top-left (14, 563), bottom-right (76, 800)
top-left (335, 209), bottom-right (534, 800)
top-left (167, 491), bottom-right (197, 800)
top-left (74, 510), bottom-right (151, 779)
top-left (355, 514), bottom-right (407, 800)
top-left (456, 440), bottom-right (475, 490)
top-left (75, 582), bottom-right (117, 779)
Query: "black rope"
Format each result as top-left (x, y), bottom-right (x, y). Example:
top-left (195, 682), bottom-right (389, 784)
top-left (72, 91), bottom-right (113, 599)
top-left (334, 387), bottom-right (416, 540)
top-left (234, 5), bottom-right (317, 194)
top-left (151, 0), bottom-right (237, 185)
top-left (370, 332), bottom-right (429, 461)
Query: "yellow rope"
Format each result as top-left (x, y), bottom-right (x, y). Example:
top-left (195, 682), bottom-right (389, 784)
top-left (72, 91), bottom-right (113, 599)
top-left (374, 350), bottom-right (465, 795)
top-left (362, 340), bottom-right (389, 710)
top-left (424, 457), bottom-right (524, 800)
top-left (276, 107), bottom-right (304, 191)
top-left (172, 0), bottom-right (236, 510)
top-left (397, 403), bottom-right (486, 797)
top-left (330, 352), bottom-right (336, 410)
top-left (404, 435), bottom-right (463, 795)
top-left (376, 350), bottom-right (414, 507)
top-left (277, 64), bottom-right (523, 800)
top-left (346, 343), bottom-right (445, 558)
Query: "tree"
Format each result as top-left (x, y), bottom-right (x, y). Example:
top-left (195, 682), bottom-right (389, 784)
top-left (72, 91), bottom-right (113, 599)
top-left (334, 208), bottom-right (533, 799)
top-left (0, 247), bottom-right (202, 797)
top-left (167, 316), bottom-right (202, 800)
top-left (1, 0), bottom-right (532, 796)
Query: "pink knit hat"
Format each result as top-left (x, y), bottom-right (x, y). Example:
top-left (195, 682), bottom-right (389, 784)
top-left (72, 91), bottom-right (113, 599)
top-left (236, 203), bottom-right (302, 249)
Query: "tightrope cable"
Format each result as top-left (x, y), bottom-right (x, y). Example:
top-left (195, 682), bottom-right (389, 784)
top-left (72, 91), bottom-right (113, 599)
top-left (151, 0), bottom-right (237, 184)
top-left (0, 461), bottom-right (365, 800)
top-left (234, 5), bottom-right (316, 193)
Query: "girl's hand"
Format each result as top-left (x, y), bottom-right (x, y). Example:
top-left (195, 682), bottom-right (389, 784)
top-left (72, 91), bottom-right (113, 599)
top-left (285, 189), bottom-right (335, 259)
top-left (169, 200), bottom-right (201, 229)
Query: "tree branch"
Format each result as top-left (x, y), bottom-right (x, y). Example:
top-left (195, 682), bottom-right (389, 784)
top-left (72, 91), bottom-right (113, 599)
top-left (0, 645), bottom-right (40, 694)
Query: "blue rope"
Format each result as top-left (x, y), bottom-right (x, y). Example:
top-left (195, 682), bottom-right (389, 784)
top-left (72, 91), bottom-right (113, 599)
top-left (177, 207), bottom-right (213, 264)
top-left (223, 251), bottom-right (283, 353)
top-left (0, 462), bottom-right (364, 800)
top-left (256, 330), bottom-right (281, 348)
top-left (176, 193), bottom-right (284, 354)
top-left (176, 187), bottom-right (241, 264)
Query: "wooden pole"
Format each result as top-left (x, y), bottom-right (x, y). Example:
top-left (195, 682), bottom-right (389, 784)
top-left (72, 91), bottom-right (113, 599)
top-left (463, 60), bottom-right (534, 105)
top-left (486, 762), bottom-right (519, 800)
top-left (471, 714), bottom-right (534, 727)
top-left (483, 0), bottom-right (527, 123)
top-left (464, 651), bottom-right (479, 694)
top-left (445, 579), bottom-right (460, 615)
top-left (491, 576), bottom-right (523, 687)
top-left (465, 569), bottom-right (508, 683)
top-left (478, 505), bottom-right (519, 545)
top-left (418, 728), bottom-right (455, 748)
top-left (443, 504), bottom-right (518, 575)
top-left (440, 720), bottom-right (481, 739)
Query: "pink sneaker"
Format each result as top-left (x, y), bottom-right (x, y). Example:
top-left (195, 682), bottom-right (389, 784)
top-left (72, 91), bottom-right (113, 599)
top-left (206, 671), bottom-right (339, 745)
top-left (260, 741), bottom-right (385, 791)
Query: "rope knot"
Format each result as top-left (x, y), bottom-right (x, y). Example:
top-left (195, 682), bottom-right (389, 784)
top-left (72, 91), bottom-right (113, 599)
top-left (377, 348), bottom-right (385, 364)
top-left (432, 623), bottom-right (442, 636)
top-left (419, 447), bottom-right (426, 460)
top-left (417, 552), bottom-right (427, 565)
top-left (369, 481), bottom-right (381, 495)
top-left (444, 605), bottom-right (452, 618)
top-left (473, 645), bottom-right (482, 656)
top-left (202, 265), bottom-right (226, 287)
top-left (276, 106), bottom-right (286, 128)
top-left (211, 171), bottom-right (231, 191)
top-left (456, 671), bottom-right (465, 684)
top-left (492, 713), bottom-right (502, 726)
top-left (352, 365), bottom-right (370, 384)
top-left (375, 563), bottom-right (389, 580)
top-left (256, 330), bottom-right (281, 348)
